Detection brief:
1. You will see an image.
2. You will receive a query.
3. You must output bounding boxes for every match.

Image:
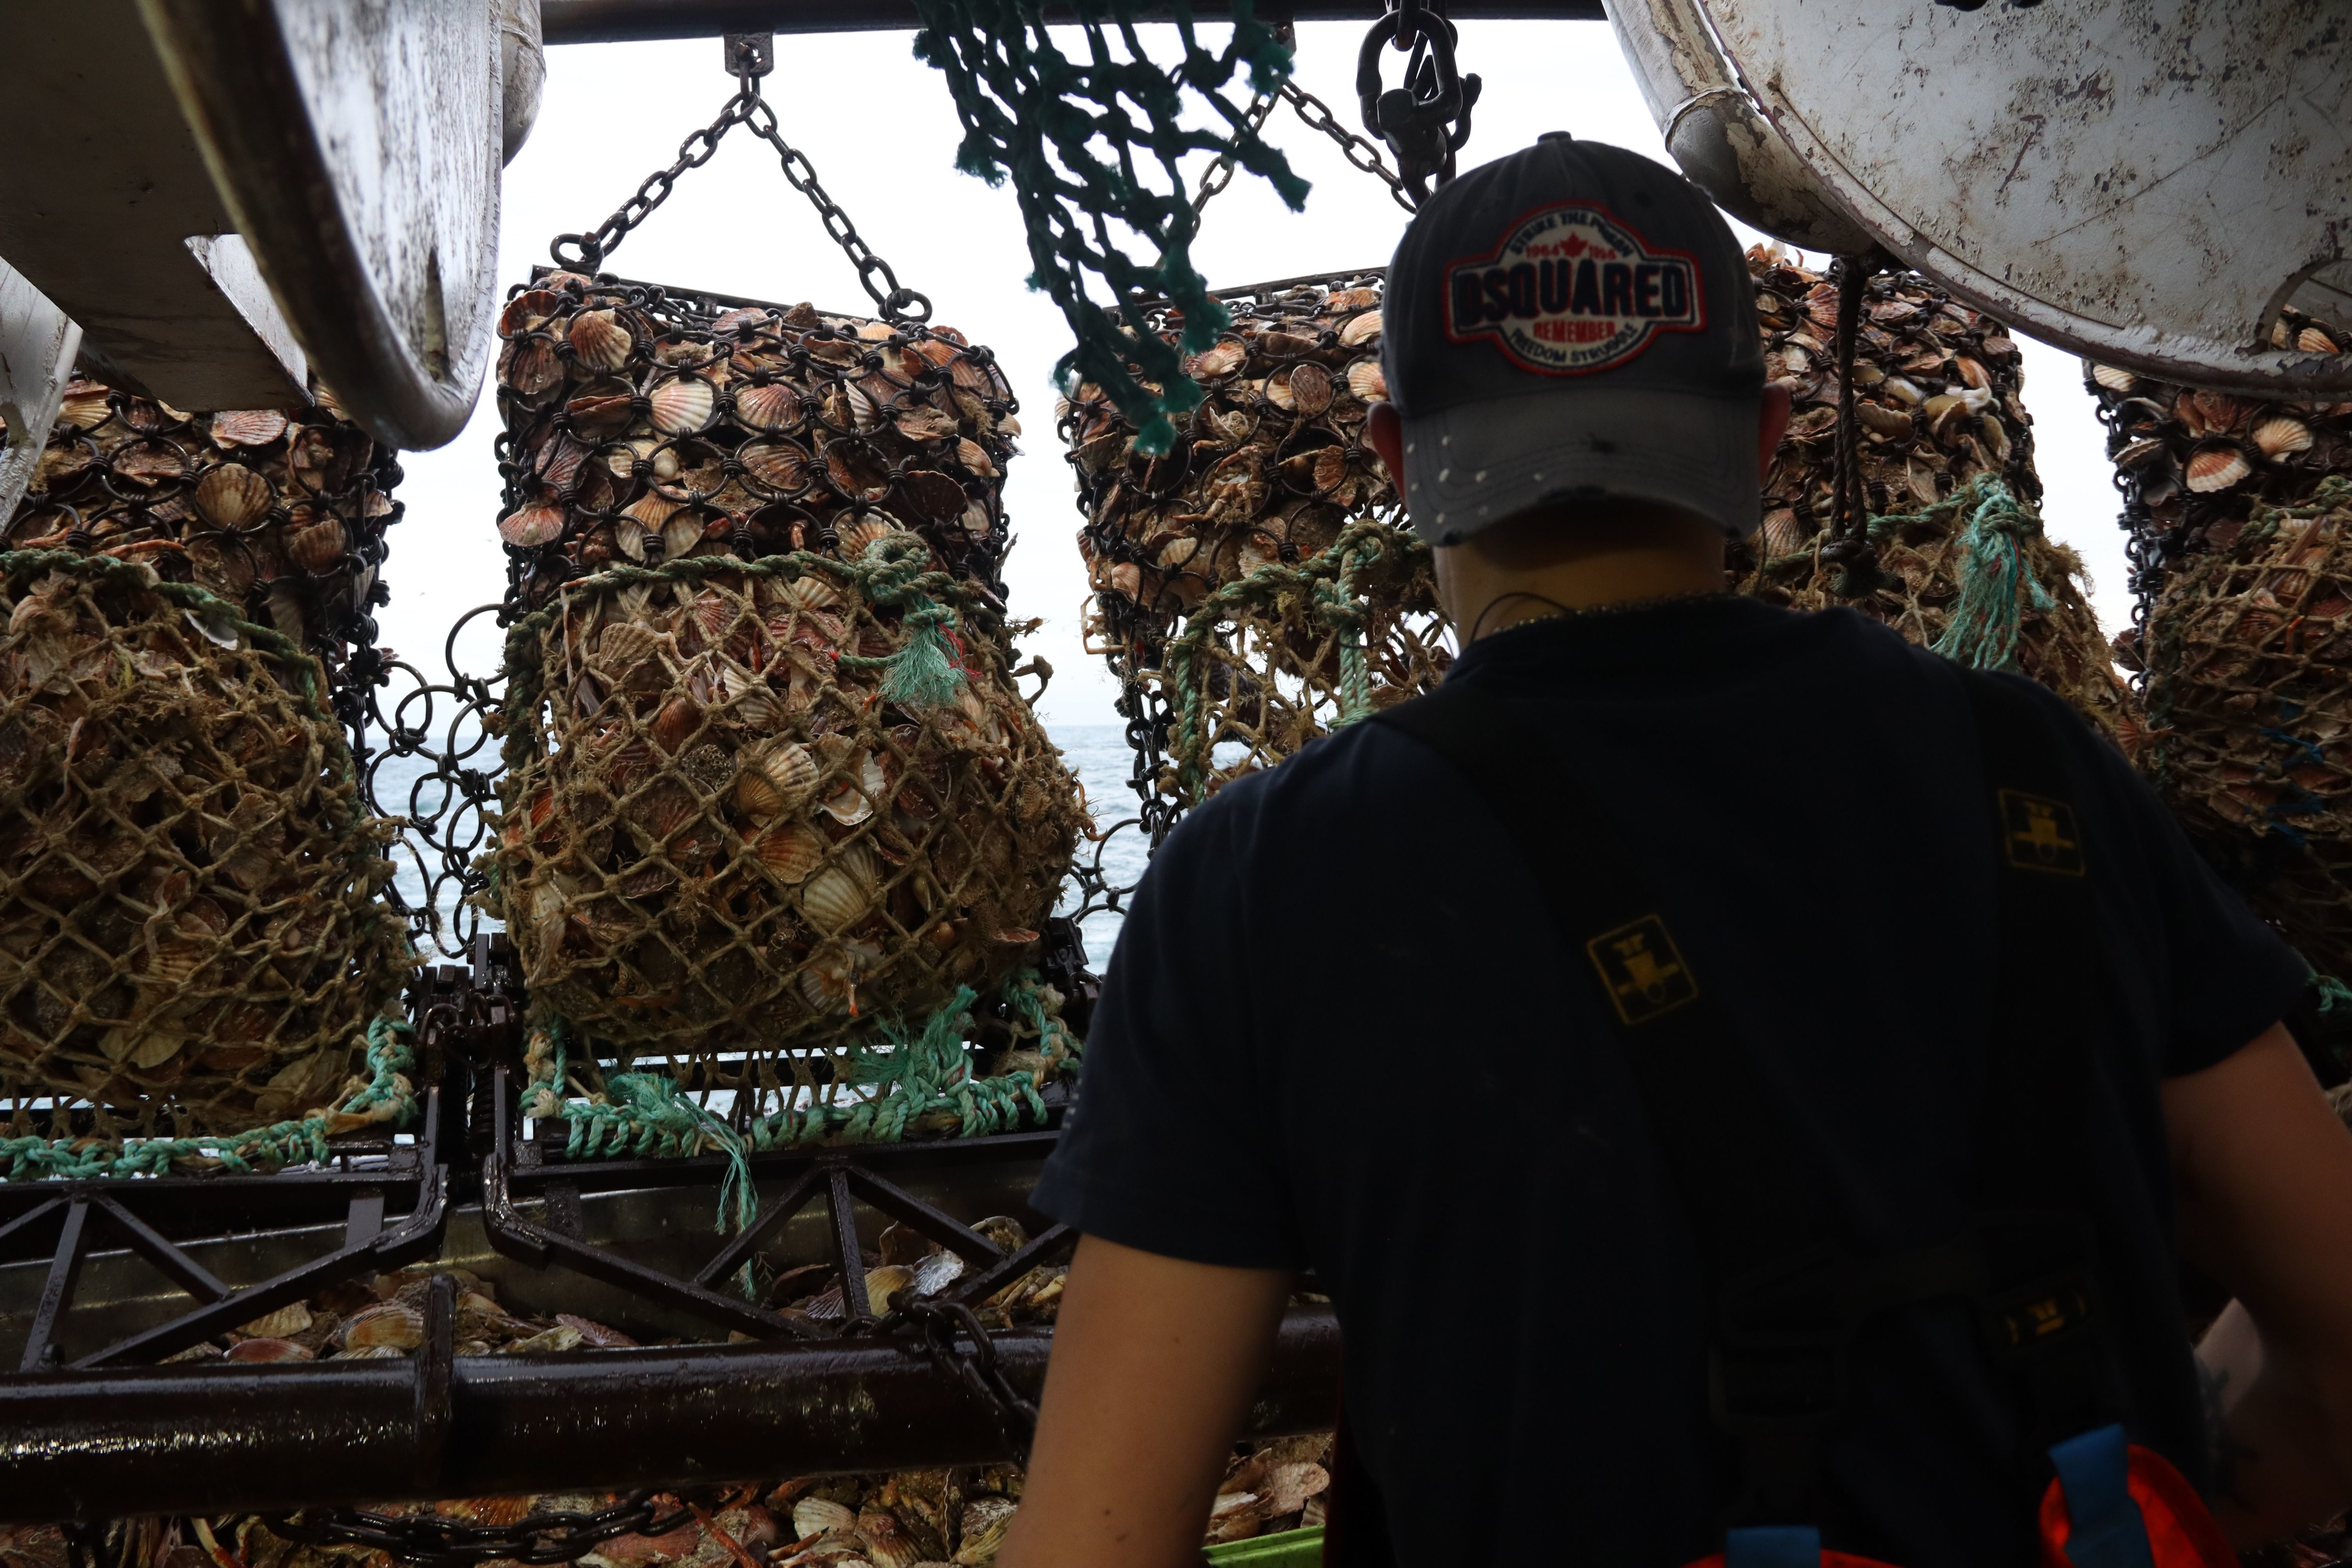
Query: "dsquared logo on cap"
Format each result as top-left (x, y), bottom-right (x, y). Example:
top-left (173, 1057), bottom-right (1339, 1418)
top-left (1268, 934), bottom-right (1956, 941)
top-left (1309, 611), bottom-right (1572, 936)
top-left (1444, 203), bottom-right (1704, 374)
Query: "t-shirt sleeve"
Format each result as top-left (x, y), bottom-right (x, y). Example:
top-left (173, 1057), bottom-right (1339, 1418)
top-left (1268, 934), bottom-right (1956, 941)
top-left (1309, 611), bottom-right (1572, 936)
top-left (2058, 696), bottom-right (2309, 1077)
top-left (1031, 791), bottom-right (1305, 1269)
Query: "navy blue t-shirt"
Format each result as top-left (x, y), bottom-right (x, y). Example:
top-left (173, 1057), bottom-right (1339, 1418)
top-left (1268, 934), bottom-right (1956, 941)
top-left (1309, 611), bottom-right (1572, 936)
top-left (1034, 597), bottom-right (2307, 1568)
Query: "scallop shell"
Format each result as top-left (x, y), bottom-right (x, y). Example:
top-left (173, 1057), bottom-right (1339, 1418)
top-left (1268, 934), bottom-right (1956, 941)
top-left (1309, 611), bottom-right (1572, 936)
top-left (647, 377), bottom-right (716, 436)
top-left (794, 1499), bottom-right (858, 1542)
top-left (740, 440), bottom-right (810, 492)
top-left (597, 621), bottom-right (662, 670)
top-left (733, 741), bottom-right (819, 824)
top-left (1345, 360), bottom-right (1387, 402)
top-left (211, 409), bottom-right (290, 448)
top-left (1187, 341), bottom-right (1246, 380)
top-left (2185, 444), bottom-right (2251, 493)
top-left (734, 382), bottom-right (803, 432)
top-left (565, 392), bottom-right (636, 440)
top-left (2251, 415), bottom-right (2315, 460)
top-left (288, 517), bottom-right (348, 574)
top-left (1283, 361), bottom-right (1334, 416)
top-left (194, 463), bottom-right (274, 530)
top-left (823, 381), bottom-right (881, 433)
top-left (111, 442), bottom-right (186, 488)
top-left (340, 1303), bottom-right (425, 1352)
top-left (652, 694), bottom-right (705, 754)
top-left (237, 1301), bottom-right (314, 1338)
top-left (777, 574), bottom-right (842, 612)
top-left (819, 749), bottom-right (890, 826)
top-left (754, 820), bottom-right (826, 884)
top-left (498, 501), bottom-right (567, 549)
top-left (2114, 437), bottom-right (2167, 468)
top-left (824, 442), bottom-right (892, 502)
top-left (955, 437), bottom-right (998, 480)
top-left (57, 386), bottom-right (111, 429)
top-left (568, 309), bottom-right (634, 373)
top-left (226, 1337), bottom-right (315, 1363)
top-left (2298, 325), bottom-right (2341, 355)
top-left (501, 337), bottom-right (564, 397)
top-left (499, 288), bottom-right (564, 336)
top-left (838, 512), bottom-right (901, 560)
top-left (802, 845), bottom-right (879, 932)
top-left (1338, 310), bottom-right (1383, 348)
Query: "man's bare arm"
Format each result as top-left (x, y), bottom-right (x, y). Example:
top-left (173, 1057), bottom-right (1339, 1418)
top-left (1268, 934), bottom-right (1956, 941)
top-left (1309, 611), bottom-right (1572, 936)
top-left (2165, 1022), bottom-right (2352, 1544)
top-left (995, 1235), bottom-right (1291, 1568)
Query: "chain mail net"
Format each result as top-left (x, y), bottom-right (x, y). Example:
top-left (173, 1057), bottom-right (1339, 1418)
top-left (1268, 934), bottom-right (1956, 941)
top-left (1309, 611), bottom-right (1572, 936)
top-left (493, 546), bottom-right (1085, 1122)
top-left (4, 378), bottom-right (402, 723)
top-left (1732, 248), bottom-right (2128, 739)
top-left (0, 554), bottom-right (406, 1141)
top-left (496, 273), bottom-right (1018, 612)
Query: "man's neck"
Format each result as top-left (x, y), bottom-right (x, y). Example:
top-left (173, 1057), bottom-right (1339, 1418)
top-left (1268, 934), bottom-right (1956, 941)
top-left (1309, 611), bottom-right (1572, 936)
top-left (1431, 510), bottom-right (1729, 643)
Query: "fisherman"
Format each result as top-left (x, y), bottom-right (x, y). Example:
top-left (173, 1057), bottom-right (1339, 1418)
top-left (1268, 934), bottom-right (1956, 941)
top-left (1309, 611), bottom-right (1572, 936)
top-left (1000, 135), bottom-right (2352, 1568)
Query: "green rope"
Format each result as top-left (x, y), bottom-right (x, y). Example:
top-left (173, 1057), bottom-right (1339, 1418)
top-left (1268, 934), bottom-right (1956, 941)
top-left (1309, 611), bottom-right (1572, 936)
top-left (833, 536), bottom-right (969, 708)
top-left (911, 0), bottom-right (1308, 456)
top-left (1163, 517), bottom-right (1428, 799)
top-left (1863, 475), bottom-right (2053, 671)
top-left (0, 1016), bottom-right (420, 1181)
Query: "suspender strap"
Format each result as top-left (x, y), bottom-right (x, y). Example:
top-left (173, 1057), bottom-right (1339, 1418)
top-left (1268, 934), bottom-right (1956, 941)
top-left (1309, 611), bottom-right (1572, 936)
top-left (1955, 672), bottom-right (2119, 1449)
top-left (1371, 682), bottom-right (1847, 1526)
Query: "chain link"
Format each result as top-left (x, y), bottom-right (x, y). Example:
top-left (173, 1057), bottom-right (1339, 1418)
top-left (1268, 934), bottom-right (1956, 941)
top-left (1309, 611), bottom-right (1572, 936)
top-left (1281, 81), bottom-right (1418, 213)
top-left (1190, 88), bottom-right (1282, 218)
top-left (550, 56), bottom-right (930, 323)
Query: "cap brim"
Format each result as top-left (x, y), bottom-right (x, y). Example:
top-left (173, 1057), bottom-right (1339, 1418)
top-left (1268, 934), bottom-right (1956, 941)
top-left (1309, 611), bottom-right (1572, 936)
top-left (1399, 384), bottom-right (1763, 544)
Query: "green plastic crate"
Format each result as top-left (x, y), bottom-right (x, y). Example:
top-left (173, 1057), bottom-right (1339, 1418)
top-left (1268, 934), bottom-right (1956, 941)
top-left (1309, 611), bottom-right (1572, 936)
top-left (1202, 1526), bottom-right (1324, 1567)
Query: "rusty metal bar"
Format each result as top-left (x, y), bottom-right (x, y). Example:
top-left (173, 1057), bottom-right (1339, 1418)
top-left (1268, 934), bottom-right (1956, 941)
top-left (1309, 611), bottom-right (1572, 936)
top-left (540, 0), bottom-right (1605, 43)
top-left (0, 1306), bottom-right (1343, 1522)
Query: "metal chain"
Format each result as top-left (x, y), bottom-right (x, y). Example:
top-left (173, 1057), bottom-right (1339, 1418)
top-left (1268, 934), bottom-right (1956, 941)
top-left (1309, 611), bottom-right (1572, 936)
top-left (549, 42), bottom-right (930, 323)
top-left (259, 1489), bottom-right (711, 1568)
top-left (850, 1296), bottom-right (1041, 1462)
top-left (1191, 88), bottom-right (1282, 217)
top-left (1281, 80), bottom-right (1418, 213)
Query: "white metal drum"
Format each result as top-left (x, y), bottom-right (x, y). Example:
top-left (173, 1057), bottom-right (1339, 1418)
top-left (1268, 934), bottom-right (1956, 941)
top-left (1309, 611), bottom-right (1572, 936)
top-left (1671, 0), bottom-right (2352, 396)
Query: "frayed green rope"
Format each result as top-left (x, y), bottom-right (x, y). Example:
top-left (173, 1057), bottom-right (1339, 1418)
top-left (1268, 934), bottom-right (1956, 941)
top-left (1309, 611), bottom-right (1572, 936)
top-left (0, 1016), bottom-right (420, 1182)
top-left (1864, 475), bottom-right (2054, 672)
top-left (911, 0), bottom-right (1307, 456)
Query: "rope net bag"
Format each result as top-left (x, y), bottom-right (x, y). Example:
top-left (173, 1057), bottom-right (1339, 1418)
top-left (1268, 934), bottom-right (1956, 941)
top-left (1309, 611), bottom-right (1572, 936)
top-left (2084, 309), bottom-right (2352, 678)
top-left (1064, 273), bottom-right (1450, 831)
top-left (3, 378), bottom-right (403, 723)
top-left (1733, 247), bottom-right (2129, 738)
top-left (491, 539), bottom-right (1087, 1136)
top-left (0, 551), bottom-right (410, 1161)
top-left (2137, 478), bottom-right (2352, 979)
top-left (496, 275), bottom-right (1020, 612)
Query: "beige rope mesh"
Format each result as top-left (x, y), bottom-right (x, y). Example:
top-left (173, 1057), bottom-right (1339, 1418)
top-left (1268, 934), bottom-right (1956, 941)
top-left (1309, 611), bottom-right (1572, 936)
top-left (2140, 478), bottom-right (2352, 977)
top-left (0, 553), bottom-right (406, 1139)
top-left (493, 544), bottom-right (1084, 1097)
top-left (5, 379), bottom-right (397, 655)
top-left (495, 273), bottom-right (1018, 609)
top-left (1734, 247), bottom-right (2129, 738)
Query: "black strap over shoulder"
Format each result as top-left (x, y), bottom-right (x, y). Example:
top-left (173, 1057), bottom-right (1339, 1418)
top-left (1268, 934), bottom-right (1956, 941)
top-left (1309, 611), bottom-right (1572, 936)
top-left (1366, 665), bottom-right (2120, 1536)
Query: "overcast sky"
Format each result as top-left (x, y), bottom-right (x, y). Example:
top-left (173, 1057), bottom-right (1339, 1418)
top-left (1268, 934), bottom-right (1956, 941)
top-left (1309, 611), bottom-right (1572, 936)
top-left (385, 20), bottom-right (2133, 730)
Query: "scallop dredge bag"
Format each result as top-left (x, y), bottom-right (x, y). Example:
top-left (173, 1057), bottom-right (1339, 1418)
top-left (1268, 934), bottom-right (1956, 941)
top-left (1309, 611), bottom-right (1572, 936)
top-left (1065, 274), bottom-right (1452, 830)
top-left (0, 551), bottom-right (408, 1155)
top-left (1736, 248), bottom-right (2127, 740)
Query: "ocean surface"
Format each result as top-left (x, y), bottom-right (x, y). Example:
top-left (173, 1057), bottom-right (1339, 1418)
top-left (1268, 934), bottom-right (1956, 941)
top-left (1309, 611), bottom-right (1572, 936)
top-left (373, 723), bottom-right (1149, 976)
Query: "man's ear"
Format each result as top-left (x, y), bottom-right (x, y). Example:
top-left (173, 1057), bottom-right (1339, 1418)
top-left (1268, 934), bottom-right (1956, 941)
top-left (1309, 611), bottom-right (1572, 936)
top-left (1758, 384), bottom-right (1793, 477)
top-left (1367, 401), bottom-right (1405, 488)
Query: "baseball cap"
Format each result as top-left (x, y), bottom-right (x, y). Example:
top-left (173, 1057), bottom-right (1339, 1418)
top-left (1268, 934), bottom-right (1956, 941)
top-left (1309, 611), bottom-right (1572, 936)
top-left (1382, 132), bottom-right (1764, 543)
